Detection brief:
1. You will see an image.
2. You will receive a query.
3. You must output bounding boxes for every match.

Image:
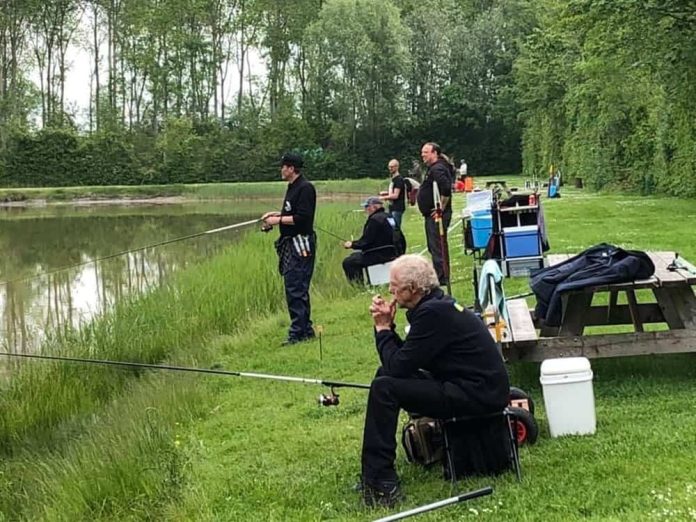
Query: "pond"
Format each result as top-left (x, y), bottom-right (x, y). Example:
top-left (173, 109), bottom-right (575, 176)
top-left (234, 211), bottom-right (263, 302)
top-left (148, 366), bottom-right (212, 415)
top-left (0, 201), bottom-right (258, 355)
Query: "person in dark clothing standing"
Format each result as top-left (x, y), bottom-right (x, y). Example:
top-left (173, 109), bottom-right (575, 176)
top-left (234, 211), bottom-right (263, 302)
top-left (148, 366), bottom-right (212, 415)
top-left (342, 197), bottom-right (399, 284)
top-left (261, 152), bottom-right (317, 346)
top-left (417, 142), bottom-right (454, 287)
top-left (380, 159), bottom-right (407, 229)
top-left (359, 254), bottom-right (509, 507)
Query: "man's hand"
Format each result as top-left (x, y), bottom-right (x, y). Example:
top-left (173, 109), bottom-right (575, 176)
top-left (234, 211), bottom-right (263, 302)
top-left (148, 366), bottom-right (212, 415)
top-left (261, 211), bottom-right (280, 221)
top-left (263, 215), bottom-right (281, 226)
top-left (343, 241), bottom-right (353, 249)
top-left (430, 208), bottom-right (443, 219)
top-left (370, 294), bottom-right (396, 331)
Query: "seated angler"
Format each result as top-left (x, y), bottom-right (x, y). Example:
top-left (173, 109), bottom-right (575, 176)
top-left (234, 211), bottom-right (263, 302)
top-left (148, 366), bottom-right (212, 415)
top-left (342, 197), bottom-right (399, 285)
top-left (359, 254), bottom-right (510, 507)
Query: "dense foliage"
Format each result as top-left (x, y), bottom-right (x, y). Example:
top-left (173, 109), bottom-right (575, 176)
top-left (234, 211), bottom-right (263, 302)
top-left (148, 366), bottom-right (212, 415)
top-left (0, 0), bottom-right (694, 193)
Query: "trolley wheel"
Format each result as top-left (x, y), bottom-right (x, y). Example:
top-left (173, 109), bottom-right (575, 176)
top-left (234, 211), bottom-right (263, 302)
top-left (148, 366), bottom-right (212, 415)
top-left (507, 406), bottom-right (539, 446)
top-left (509, 386), bottom-right (535, 415)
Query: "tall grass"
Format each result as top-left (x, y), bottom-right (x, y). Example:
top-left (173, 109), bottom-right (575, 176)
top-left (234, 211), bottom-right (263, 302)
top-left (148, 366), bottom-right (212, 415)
top-left (1, 183), bottom-right (695, 520)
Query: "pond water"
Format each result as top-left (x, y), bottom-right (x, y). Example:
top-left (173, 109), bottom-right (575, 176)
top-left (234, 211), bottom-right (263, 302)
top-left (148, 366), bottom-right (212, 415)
top-left (0, 201), bottom-right (258, 355)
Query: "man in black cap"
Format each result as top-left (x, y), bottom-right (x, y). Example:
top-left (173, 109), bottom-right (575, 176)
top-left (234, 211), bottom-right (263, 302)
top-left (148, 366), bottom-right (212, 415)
top-left (417, 142), bottom-right (454, 287)
top-left (261, 152), bottom-right (317, 345)
top-left (342, 197), bottom-right (400, 284)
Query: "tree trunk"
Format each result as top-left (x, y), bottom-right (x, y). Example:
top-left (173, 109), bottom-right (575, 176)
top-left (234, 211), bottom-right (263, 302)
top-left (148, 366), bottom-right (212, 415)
top-left (93, 2), bottom-right (100, 131)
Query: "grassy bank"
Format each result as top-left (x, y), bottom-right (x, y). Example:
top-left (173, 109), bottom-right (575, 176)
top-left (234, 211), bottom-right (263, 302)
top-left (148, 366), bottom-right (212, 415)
top-left (0, 179), bottom-right (396, 203)
top-left (1, 182), bottom-right (695, 520)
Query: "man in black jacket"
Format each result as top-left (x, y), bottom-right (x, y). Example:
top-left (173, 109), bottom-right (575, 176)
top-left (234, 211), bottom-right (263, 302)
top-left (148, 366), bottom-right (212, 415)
top-left (359, 254), bottom-right (509, 507)
top-left (416, 142), bottom-right (454, 286)
top-left (261, 152), bottom-right (317, 346)
top-left (342, 197), bottom-right (398, 284)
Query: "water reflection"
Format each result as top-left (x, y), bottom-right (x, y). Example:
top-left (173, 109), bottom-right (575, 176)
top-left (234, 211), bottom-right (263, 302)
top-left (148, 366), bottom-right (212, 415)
top-left (0, 203), bottom-right (256, 354)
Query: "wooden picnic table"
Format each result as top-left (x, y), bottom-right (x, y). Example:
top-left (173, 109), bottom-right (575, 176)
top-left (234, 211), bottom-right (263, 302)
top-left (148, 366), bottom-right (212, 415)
top-left (502, 251), bottom-right (696, 362)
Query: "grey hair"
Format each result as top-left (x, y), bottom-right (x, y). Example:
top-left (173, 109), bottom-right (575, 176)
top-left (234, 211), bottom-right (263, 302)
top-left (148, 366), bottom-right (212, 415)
top-left (390, 254), bottom-right (440, 294)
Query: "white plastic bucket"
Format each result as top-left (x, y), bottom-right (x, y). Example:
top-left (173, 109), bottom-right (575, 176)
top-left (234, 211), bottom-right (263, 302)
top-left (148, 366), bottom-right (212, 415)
top-left (540, 357), bottom-right (596, 437)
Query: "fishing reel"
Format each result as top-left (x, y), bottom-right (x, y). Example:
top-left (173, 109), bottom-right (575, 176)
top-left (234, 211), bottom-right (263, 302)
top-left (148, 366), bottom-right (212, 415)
top-left (318, 387), bottom-right (340, 407)
top-left (261, 223), bottom-right (273, 233)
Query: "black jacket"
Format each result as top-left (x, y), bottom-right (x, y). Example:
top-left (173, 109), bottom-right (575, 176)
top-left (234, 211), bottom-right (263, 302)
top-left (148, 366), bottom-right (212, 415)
top-left (417, 158), bottom-right (453, 217)
top-left (351, 208), bottom-right (397, 262)
top-left (530, 243), bottom-right (655, 326)
top-left (280, 175), bottom-right (316, 237)
top-left (374, 289), bottom-right (510, 415)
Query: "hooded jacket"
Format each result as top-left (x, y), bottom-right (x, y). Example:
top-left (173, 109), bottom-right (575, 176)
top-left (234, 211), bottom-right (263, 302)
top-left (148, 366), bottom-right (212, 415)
top-left (530, 243), bottom-right (655, 326)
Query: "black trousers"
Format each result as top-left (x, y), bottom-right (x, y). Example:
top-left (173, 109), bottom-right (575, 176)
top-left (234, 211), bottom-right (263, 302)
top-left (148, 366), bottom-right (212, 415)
top-left (361, 368), bottom-right (463, 484)
top-left (283, 252), bottom-right (315, 340)
top-left (424, 209), bottom-right (452, 285)
top-left (342, 252), bottom-right (368, 284)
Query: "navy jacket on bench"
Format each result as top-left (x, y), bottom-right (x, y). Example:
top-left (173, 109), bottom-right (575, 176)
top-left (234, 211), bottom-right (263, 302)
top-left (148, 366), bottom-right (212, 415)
top-left (530, 243), bottom-right (655, 327)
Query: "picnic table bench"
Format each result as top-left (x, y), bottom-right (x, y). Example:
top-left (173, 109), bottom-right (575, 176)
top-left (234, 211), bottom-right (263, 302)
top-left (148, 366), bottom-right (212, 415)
top-left (501, 251), bottom-right (696, 362)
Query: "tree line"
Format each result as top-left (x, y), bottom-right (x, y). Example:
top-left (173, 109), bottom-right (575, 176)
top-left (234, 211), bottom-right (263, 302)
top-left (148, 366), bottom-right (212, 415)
top-left (0, 0), bottom-right (694, 195)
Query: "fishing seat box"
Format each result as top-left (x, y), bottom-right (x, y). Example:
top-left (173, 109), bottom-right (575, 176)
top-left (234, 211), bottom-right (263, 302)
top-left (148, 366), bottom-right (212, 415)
top-left (503, 225), bottom-right (540, 258)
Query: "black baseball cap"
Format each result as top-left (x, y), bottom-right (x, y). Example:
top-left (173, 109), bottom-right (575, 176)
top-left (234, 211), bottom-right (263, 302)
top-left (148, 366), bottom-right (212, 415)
top-left (280, 152), bottom-right (304, 169)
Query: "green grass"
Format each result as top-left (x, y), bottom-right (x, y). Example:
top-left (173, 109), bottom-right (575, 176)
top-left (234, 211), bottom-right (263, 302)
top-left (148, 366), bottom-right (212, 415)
top-left (0, 179), bottom-right (392, 203)
top-left (1, 180), bottom-right (695, 520)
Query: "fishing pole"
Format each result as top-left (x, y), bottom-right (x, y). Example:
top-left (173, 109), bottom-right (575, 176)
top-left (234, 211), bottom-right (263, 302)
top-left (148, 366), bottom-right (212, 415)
top-left (314, 224), bottom-right (348, 242)
top-left (0, 218), bottom-right (261, 287)
top-left (432, 181), bottom-right (452, 295)
top-left (0, 351), bottom-right (369, 406)
top-left (372, 487), bottom-right (493, 522)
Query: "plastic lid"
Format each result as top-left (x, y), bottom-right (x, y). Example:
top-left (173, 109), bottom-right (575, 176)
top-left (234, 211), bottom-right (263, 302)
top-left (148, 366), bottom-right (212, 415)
top-left (503, 225), bottom-right (539, 234)
top-left (540, 357), bottom-right (591, 376)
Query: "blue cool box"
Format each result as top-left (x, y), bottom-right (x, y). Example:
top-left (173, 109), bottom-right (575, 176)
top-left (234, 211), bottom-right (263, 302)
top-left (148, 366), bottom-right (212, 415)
top-left (503, 225), bottom-right (540, 258)
top-left (471, 210), bottom-right (493, 249)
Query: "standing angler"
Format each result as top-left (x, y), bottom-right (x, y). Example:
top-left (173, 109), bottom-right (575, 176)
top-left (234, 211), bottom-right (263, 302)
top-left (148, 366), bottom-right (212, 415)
top-left (417, 142), bottom-right (454, 287)
top-left (261, 153), bottom-right (317, 346)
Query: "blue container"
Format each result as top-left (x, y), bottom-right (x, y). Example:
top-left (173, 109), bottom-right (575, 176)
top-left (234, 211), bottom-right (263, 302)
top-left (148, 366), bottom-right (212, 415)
top-left (503, 225), bottom-right (540, 258)
top-left (471, 210), bottom-right (493, 249)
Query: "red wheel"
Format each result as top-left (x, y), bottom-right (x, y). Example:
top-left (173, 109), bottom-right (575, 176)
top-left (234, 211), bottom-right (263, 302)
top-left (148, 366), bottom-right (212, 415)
top-left (507, 406), bottom-right (539, 445)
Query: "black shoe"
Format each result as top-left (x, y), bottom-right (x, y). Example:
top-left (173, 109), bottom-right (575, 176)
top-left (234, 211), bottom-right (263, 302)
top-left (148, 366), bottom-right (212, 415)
top-left (362, 480), bottom-right (402, 508)
top-left (280, 333), bottom-right (315, 347)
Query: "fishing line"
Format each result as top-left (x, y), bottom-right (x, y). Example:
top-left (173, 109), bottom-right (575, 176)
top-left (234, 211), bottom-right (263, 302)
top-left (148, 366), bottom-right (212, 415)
top-left (0, 217), bottom-right (261, 287)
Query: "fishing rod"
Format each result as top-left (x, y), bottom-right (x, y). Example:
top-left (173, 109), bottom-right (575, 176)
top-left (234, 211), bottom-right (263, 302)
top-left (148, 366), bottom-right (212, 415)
top-left (373, 487), bottom-right (493, 522)
top-left (0, 218), bottom-right (261, 287)
top-left (432, 181), bottom-right (452, 295)
top-left (0, 351), bottom-right (369, 407)
top-left (314, 225), bottom-right (348, 242)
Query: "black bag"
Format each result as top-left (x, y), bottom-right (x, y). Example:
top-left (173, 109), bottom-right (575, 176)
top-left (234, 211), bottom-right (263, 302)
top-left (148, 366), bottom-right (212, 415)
top-left (401, 417), bottom-right (443, 467)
